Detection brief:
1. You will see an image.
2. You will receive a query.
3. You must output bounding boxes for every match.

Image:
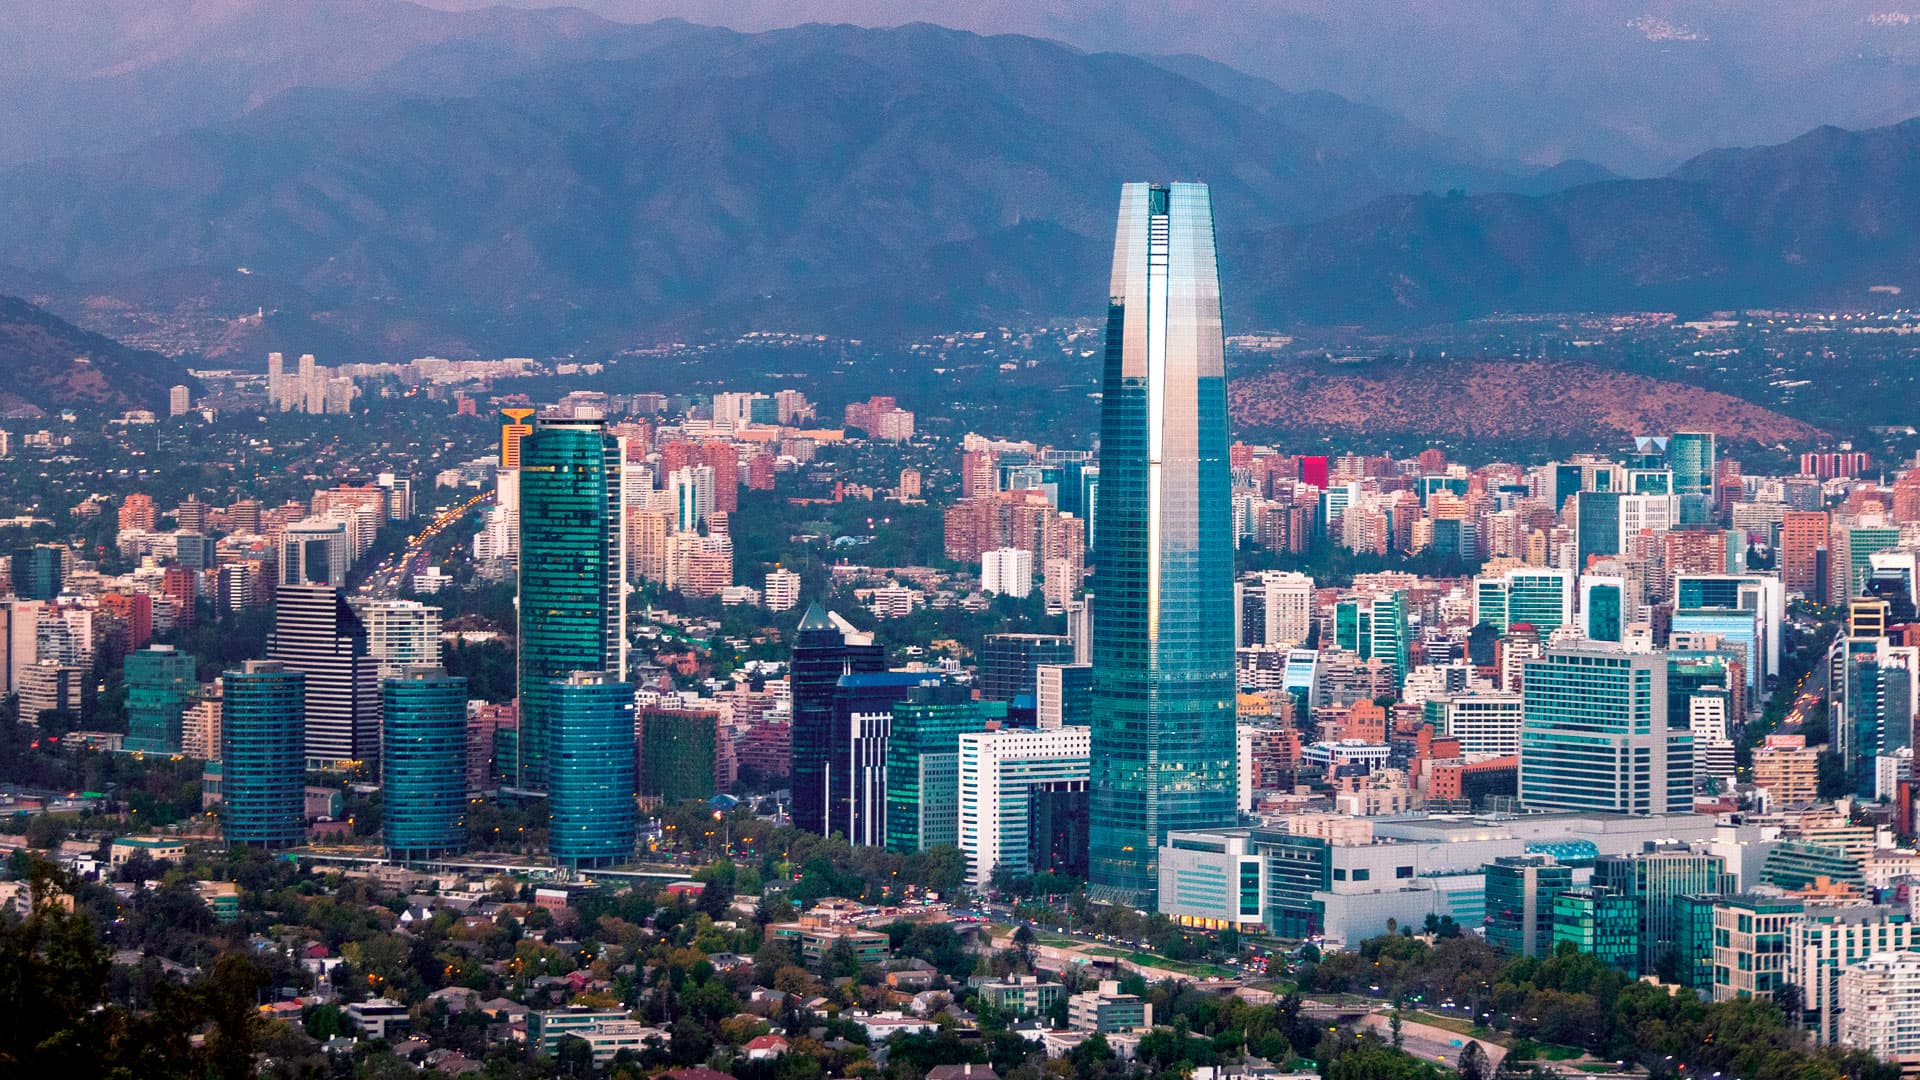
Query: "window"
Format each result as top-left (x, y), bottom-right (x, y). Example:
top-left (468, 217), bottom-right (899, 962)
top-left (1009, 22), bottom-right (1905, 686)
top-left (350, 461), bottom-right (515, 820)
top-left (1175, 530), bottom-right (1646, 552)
top-left (1396, 866), bottom-right (1414, 879)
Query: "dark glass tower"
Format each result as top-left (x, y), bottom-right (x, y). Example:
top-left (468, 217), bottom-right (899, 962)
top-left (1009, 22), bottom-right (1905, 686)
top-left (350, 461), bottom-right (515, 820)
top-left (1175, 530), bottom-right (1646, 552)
top-left (547, 670), bottom-right (636, 868)
top-left (382, 665), bottom-right (469, 860)
top-left (789, 603), bottom-right (884, 835)
top-left (1089, 182), bottom-right (1237, 906)
top-left (516, 416), bottom-right (625, 793)
top-left (124, 644), bottom-right (195, 754)
top-left (220, 660), bottom-right (306, 848)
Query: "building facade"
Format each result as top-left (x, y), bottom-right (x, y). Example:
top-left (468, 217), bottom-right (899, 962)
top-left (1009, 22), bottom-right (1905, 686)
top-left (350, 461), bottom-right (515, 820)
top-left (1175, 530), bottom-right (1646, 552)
top-left (1089, 181), bottom-right (1238, 906)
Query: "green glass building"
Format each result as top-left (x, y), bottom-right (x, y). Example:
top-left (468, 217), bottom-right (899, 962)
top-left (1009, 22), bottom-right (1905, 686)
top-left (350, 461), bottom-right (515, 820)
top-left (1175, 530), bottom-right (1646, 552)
top-left (1594, 848), bottom-right (1728, 976)
top-left (516, 416), bottom-right (625, 793)
top-left (382, 665), bottom-right (469, 860)
top-left (1669, 431), bottom-right (1716, 500)
top-left (1474, 569), bottom-right (1572, 635)
top-left (547, 671), bottom-right (636, 868)
top-left (1368, 591), bottom-right (1409, 683)
top-left (884, 684), bottom-right (1004, 853)
top-left (124, 644), bottom-right (195, 754)
top-left (1581, 577), bottom-right (1624, 643)
top-left (638, 707), bottom-right (721, 805)
top-left (220, 660), bottom-right (306, 848)
top-left (1090, 182), bottom-right (1239, 906)
top-left (1552, 887), bottom-right (1639, 974)
top-left (1485, 855), bottom-right (1573, 958)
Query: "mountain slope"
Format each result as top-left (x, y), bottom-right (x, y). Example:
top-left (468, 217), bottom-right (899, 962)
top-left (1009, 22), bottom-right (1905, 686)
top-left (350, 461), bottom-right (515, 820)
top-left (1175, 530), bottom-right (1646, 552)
top-left (0, 21), bottom-right (1582, 355)
top-left (1227, 120), bottom-right (1920, 328)
top-left (0, 0), bottom-right (719, 167)
top-left (1229, 358), bottom-right (1826, 446)
top-left (0, 295), bottom-right (199, 417)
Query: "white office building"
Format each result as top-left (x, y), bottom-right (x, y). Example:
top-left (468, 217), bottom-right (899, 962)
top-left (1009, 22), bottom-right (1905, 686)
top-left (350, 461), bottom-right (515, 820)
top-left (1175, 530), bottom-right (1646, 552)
top-left (1434, 692), bottom-right (1524, 761)
top-left (958, 725), bottom-right (1089, 888)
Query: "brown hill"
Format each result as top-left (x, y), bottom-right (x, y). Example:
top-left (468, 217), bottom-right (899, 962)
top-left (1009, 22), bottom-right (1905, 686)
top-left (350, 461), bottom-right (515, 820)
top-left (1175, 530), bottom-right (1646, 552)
top-left (1228, 358), bottom-right (1824, 446)
top-left (0, 294), bottom-right (199, 417)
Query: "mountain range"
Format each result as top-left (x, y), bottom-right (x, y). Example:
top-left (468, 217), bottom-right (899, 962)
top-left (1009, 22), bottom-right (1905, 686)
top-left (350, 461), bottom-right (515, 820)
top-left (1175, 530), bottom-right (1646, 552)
top-left (0, 16), bottom-right (1916, 357)
top-left (414, 0), bottom-right (1920, 175)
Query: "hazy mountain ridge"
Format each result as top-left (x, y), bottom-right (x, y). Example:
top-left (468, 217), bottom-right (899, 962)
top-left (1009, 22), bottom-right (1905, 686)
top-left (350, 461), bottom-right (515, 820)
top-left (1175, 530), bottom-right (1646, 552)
top-left (0, 21), bottom-right (1607, 355)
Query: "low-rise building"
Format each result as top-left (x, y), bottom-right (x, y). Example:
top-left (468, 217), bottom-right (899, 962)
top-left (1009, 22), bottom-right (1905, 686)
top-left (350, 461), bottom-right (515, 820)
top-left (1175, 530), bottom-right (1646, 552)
top-left (346, 998), bottom-right (409, 1040)
top-left (109, 836), bottom-right (187, 866)
top-left (1068, 980), bottom-right (1151, 1033)
top-left (978, 975), bottom-right (1063, 1017)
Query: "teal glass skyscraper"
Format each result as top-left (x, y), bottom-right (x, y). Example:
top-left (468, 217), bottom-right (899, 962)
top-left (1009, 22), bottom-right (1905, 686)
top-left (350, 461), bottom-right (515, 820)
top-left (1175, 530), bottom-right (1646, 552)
top-left (221, 660), bottom-right (306, 848)
top-left (547, 670), bottom-right (636, 868)
top-left (1089, 182), bottom-right (1237, 906)
top-left (124, 644), bottom-right (195, 753)
top-left (382, 665), bottom-right (469, 860)
top-left (516, 416), bottom-right (626, 793)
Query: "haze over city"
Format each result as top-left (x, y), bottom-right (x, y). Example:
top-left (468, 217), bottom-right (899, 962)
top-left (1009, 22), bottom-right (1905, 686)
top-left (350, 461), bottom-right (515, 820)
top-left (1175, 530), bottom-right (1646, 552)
top-left (0, 3), bottom-right (1918, 1080)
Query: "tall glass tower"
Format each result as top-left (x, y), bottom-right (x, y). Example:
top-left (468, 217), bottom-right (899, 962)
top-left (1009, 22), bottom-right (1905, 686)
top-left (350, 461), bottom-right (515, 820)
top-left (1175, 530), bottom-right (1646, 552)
top-left (547, 670), bottom-right (637, 868)
top-left (516, 416), bottom-right (626, 793)
top-left (220, 660), bottom-right (306, 848)
top-left (1089, 182), bottom-right (1237, 906)
top-left (382, 665), bottom-right (469, 861)
top-left (124, 644), bottom-right (195, 754)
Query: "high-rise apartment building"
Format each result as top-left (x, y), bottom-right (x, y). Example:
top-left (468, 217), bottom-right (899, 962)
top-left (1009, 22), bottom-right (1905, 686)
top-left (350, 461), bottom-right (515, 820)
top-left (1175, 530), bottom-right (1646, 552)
top-left (361, 599), bottom-right (442, 680)
top-left (1780, 510), bottom-right (1831, 598)
top-left (1789, 905), bottom-right (1917, 1045)
top-left (516, 416), bottom-right (626, 792)
top-left (220, 661), bottom-right (306, 847)
top-left (1519, 646), bottom-right (1692, 815)
top-left (1088, 182), bottom-right (1238, 906)
top-left (1234, 570), bottom-right (1314, 648)
top-left (1838, 952), bottom-right (1920, 1067)
top-left (382, 666), bottom-right (468, 861)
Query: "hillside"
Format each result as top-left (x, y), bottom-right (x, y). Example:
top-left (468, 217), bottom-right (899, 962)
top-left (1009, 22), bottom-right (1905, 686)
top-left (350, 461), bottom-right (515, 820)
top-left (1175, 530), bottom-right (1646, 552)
top-left (0, 295), bottom-right (199, 417)
top-left (1227, 358), bottom-right (1826, 446)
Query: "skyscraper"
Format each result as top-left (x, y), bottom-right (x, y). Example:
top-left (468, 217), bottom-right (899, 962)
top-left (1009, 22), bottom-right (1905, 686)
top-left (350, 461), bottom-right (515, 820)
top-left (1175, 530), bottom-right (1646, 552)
top-left (884, 682), bottom-right (1004, 853)
top-left (547, 670), bottom-right (637, 868)
top-left (977, 633), bottom-right (1075, 704)
top-left (1519, 646), bottom-right (1693, 815)
top-left (382, 665), bottom-right (469, 861)
top-left (516, 416), bottom-right (626, 792)
top-left (220, 660), bottom-right (306, 848)
top-left (279, 518), bottom-right (351, 588)
top-left (269, 584), bottom-right (381, 771)
top-left (124, 644), bottom-right (195, 754)
top-left (790, 603), bottom-right (885, 835)
top-left (1088, 182), bottom-right (1237, 905)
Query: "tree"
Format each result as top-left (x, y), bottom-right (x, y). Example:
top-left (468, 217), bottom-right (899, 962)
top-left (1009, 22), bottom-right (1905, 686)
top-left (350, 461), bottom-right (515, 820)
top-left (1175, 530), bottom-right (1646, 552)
top-left (1459, 1041), bottom-right (1491, 1080)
